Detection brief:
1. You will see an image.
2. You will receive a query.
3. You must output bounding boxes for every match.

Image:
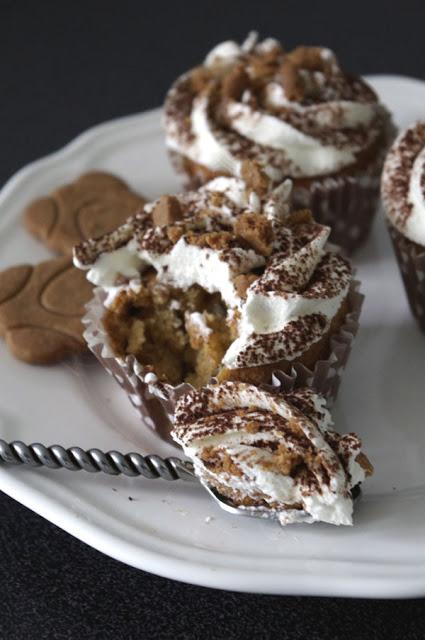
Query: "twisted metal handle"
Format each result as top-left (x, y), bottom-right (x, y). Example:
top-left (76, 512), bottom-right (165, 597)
top-left (0, 439), bottom-right (195, 482)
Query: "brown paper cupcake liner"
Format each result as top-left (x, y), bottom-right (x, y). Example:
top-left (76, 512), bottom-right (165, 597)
top-left (82, 283), bottom-right (363, 446)
top-left (292, 173), bottom-right (381, 255)
top-left (387, 222), bottom-right (425, 333)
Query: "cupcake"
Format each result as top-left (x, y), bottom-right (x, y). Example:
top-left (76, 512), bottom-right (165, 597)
top-left (172, 382), bottom-right (373, 526)
top-left (164, 32), bottom-right (395, 253)
top-left (74, 169), bottom-right (362, 442)
top-left (382, 121), bottom-right (425, 333)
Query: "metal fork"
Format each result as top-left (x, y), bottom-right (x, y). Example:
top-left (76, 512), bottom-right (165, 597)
top-left (0, 439), bottom-right (255, 517)
top-left (0, 439), bottom-right (361, 521)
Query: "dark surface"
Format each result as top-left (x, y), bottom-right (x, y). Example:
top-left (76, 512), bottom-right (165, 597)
top-left (1, 1), bottom-right (425, 638)
top-left (1, 493), bottom-right (425, 640)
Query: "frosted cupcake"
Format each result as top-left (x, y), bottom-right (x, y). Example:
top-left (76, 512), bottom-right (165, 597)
top-left (164, 32), bottom-right (395, 253)
top-left (382, 121), bottom-right (425, 333)
top-left (172, 382), bottom-right (373, 526)
top-left (74, 169), bottom-right (362, 441)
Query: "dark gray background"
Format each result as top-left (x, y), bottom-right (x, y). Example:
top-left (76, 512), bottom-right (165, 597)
top-left (1, 1), bottom-right (425, 638)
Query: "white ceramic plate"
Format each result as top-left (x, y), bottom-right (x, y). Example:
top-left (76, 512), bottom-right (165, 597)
top-left (1, 75), bottom-right (425, 598)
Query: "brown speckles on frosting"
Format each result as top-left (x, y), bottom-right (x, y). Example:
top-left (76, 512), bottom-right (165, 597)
top-left (251, 226), bottom-right (344, 295)
top-left (233, 313), bottom-right (328, 368)
top-left (74, 210), bottom-right (153, 266)
top-left (382, 121), bottom-right (425, 244)
top-left (174, 382), bottom-right (305, 443)
top-left (164, 35), bottom-right (390, 180)
top-left (303, 253), bottom-right (351, 300)
top-left (172, 382), bottom-right (371, 525)
top-left (179, 408), bottom-right (308, 445)
top-left (74, 174), bottom-right (352, 372)
top-left (284, 387), bottom-right (329, 429)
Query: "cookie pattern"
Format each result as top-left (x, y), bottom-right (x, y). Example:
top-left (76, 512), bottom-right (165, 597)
top-left (24, 172), bottom-right (146, 255)
top-left (0, 257), bottom-right (93, 364)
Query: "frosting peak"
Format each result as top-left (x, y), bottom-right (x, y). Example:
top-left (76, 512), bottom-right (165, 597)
top-left (164, 34), bottom-right (388, 180)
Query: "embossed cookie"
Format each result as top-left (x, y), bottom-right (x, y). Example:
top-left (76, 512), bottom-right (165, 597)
top-left (0, 257), bottom-right (93, 364)
top-left (24, 172), bottom-right (146, 255)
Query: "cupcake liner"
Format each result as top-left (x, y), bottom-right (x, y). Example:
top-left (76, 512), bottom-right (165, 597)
top-left (82, 283), bottom-right (363, 446)
top-left (387, 222), bottom-right (425, 333)
top-left (292, 173), bottom-right (381, 255)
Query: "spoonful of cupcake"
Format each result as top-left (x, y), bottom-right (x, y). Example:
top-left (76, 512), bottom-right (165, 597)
top-left (0, 383), bottom-right (372, 527)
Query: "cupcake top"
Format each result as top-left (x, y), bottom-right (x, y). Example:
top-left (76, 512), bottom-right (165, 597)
top-left (172, 382), bottom-right (372, 525)
top-left (74, 168), bottom-right (352, 369)
top-left (164, 32), bottom-right (390, 181)
top-left (382, 121), bottom-right (425, 247)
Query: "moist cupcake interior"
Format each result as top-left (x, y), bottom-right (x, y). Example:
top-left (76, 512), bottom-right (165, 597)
top-left (98, 182), bottom-right (272, 388)
top-left (196, 407), bottom-right (306, 509)
top-left (103, 268), bottom-right (239, 387)
top-left (74, 169), bottom-right (353, 390)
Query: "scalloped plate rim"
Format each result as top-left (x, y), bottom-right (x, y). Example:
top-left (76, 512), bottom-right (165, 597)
top-left (1, 74), bottom-right (425, 598)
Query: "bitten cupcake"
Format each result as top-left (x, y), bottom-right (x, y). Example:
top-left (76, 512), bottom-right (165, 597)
top-left (382, 121), bottom-right (425, 333)
top-left (172, 382), bottom-right (373, 526)
top-left (164, 32), bottom-right (395, 253)
top-left (74, 167), bottom-right (362, 442)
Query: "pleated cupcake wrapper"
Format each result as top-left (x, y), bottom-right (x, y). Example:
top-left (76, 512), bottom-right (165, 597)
top-left (82, 283), bottom-right (363, 446)
top-left (294, 120), bottom-right (397, 254)
top-left (292, 173), bottom-right (381, 255)
top-left (387, 222), bottom-right (425, 333)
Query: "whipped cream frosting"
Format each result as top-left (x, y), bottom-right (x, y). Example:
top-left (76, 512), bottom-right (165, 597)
top-left (164, 33), bottom-right (389, 180)
top-left (172, 382), bottom-right (369, 525)
top-left (382, 121), bottom-right (425, 246)
top-left (74, 175), bottom-right (351, 369)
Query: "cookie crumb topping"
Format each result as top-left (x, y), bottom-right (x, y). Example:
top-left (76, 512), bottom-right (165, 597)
top-left (152, 195), bottom-right (183, 227)
top-left (164, 33), bottom-right (391, 180)
top-left (74, 173), bottom-right (351, 374)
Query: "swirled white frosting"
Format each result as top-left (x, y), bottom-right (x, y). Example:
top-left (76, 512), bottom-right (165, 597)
top-left (226, 99), bottom-right (373, 176)
top-left (172, 383), bottom-right (369, 526)
top-left (382, 121), bottom-right (425, 246)
top-left (188, 95), bottom-right (238, 174)
top-left (74, 176), bottom-right (351, 369)
top-left (164, 34), bottom-right (388, 180)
